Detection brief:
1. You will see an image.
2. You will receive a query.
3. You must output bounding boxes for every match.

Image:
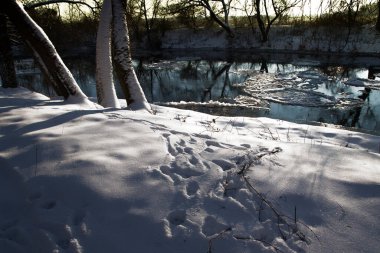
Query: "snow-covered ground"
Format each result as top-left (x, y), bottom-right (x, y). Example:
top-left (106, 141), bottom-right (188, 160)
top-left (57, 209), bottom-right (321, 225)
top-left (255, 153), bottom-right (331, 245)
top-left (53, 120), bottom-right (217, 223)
top-left (1, 87), bottom-right (380, 253)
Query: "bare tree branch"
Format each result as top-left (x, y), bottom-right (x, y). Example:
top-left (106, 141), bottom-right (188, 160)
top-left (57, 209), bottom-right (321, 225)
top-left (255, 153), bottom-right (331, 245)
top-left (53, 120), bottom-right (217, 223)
top-left (24, 0), bottom-right (97, 13)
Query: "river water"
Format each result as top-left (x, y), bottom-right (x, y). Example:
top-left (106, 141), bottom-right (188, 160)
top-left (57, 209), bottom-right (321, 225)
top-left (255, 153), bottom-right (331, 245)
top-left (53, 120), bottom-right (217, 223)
top-left (10, 52), bottom-right (380, 135)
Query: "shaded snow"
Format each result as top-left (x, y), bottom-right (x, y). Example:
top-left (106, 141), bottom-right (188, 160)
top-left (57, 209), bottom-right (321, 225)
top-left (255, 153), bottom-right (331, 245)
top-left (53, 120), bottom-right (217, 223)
top-left (1, 87), bottom-right (379, 253)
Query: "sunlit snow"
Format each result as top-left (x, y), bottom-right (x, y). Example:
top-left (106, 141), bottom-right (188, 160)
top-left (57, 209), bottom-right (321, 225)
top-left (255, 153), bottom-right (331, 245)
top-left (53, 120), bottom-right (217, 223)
top-left (0, 87), bottom-right (379, 253)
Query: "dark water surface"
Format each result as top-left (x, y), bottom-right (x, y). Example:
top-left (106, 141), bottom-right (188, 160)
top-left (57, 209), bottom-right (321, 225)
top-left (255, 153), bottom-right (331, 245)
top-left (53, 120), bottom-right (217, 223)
top-left (9, 52), bottom-right (380, 135)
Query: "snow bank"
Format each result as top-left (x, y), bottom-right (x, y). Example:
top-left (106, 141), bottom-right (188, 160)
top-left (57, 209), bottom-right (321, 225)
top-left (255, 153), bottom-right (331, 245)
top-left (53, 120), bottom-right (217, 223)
top-left (1, 87), bottom-right (379, 253)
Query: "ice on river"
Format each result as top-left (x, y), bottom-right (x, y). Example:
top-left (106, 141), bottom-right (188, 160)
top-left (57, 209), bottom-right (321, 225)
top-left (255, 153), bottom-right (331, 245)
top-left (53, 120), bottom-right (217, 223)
top-left (235, 71), bottom-right (364, 107)
top-left (345, 78), bottom-right (380, 89)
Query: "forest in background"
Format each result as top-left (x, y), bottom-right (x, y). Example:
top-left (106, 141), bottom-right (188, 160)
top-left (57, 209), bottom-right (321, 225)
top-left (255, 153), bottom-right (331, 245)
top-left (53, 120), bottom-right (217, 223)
top-left (12, 0), bottom-right (380, 51)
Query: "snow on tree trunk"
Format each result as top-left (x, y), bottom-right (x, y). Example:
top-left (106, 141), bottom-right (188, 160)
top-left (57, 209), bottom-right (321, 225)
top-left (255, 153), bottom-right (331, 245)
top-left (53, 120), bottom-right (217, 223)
top-left (111, 0), bottom-right (151, 111)
top-left (3, 0), bottom-right (87, 101)
top-left (96, 0), bottom-right (120, 108)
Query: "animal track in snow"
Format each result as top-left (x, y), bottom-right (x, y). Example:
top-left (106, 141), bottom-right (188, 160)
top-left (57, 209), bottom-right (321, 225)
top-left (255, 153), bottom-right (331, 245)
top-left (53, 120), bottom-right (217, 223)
top-left (205, 140), bottom-right (225, 148)
top-left (204, 147), bottom-right (214, 153)
top-left (211, 159), bottom-right (235, 171)
top-left (168, 210), bottom-right (187, 226)
top-left (202, 216), bottom-right (229, 237)
top-left (154, 127), bottom-right (299, 252)
top-left (241, 143), bottom-right (251, 148)
top-left (171, 155), bottom-right (204, 178)
top-left (184, 147), bottom-right (194, 154)
top-left (186, 181), bottom-right (200, 196)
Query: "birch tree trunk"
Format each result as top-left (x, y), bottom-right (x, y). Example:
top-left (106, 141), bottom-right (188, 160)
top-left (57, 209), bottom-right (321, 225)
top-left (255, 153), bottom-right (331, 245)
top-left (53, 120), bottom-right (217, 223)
top-left (111, 0), bottom-right (151, 111)
top-left (96, 0), bottom-right (120, 108)
top-left (3, 0), bottom-right (87, 100)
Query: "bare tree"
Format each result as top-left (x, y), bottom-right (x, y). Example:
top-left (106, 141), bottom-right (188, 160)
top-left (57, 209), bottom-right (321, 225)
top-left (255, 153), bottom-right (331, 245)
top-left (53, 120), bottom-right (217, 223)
top-left (96, 0), bottom-right (151, 110)
top-left (3, 0), bottom-right (88, 100)
top-left (140, 0), bottom-right (162, 46)
top-left (22, 0), bottom-right (102, 16)
top-left (167, 0), bottom-right (234, 37)
top-left (96, 0), bottom-right (120, 108)
top-left (253, 0), bottom-right (300, 42)
top-left (2, 0), bottom-right (150, 110)
top-left (346, 0), bottom-right (361, 34)
top-left (141, 0), bottom-right (152, 43)
top-left (111, 0), bottom-right (151, 110)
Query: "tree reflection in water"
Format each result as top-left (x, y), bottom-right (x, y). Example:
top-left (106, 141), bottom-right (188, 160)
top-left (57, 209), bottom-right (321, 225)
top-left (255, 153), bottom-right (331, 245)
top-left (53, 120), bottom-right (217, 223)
top-left (12, 55), bottom-right (380, 134)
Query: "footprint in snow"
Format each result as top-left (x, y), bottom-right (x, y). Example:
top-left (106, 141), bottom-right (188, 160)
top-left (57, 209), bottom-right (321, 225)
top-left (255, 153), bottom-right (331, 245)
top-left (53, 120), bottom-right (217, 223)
top-left (159, 165), bottom-right (181, 184)
top-left (202, 216), bottom-right (229, 237)
top-left (168, 210), bottom-right (187, 226)
top-left (205, 140), bottom-right (225, 148)
top-left (204, 147), bottom-right (214, 153)
top-left (211, 159), bottom-right (235, 171)
top-left (186, 181), bottom-right (200, 196)
top-left (184, 147), bottom-right (194, 155)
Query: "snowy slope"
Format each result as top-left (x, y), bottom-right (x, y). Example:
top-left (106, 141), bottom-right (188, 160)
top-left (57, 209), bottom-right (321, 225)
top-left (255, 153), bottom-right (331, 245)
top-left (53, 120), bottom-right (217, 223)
top-left (0, 87), bottom-right (379, 253)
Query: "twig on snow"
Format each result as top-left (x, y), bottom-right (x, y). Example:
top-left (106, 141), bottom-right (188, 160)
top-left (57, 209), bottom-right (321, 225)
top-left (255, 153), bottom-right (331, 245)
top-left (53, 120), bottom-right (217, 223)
top-left (233, 235), bottom-right (285, 253)
top-left (207, 227), bottom-right (232, 253)
top-left (236, 148), bottom-right (318, 245)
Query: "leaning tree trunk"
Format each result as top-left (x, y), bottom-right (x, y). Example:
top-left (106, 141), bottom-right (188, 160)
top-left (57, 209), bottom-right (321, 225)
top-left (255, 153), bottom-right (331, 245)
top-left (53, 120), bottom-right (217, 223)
top-left (0, 11), bottom-right (18, 88)
top-left (202, 0), bottom-right (234, 38)
top-left (96, 0), bottom-right (120, 108)
top-left (3, 0), bottom-right (87, 100)
top-left (111, 0), bottom-right (151, 111)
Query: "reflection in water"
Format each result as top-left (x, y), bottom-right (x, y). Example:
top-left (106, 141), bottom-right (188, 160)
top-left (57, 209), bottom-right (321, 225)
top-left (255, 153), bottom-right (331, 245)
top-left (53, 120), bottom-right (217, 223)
top-left (9, 56), bottom-right (380, 134)
top-left (368, 66), bottom-right (380, 80)
top-left (135, 60), bottom-right (242, 104)
top-left (259, 57), bottom-right (268, 73)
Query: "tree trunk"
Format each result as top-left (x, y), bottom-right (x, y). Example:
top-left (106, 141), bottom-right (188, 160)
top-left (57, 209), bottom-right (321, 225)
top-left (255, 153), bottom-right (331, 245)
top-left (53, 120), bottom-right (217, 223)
top-left (0, 11), bottom-right (18, 88)
top-left (96, 0), bottom-right (120, 108)
top-left (207, 9), bottom-right (234, 37)
top-left (142, 0), bottom-right (152, 46)
top-left (3, 0), bottom-right (87, 100)
top-left (203, 0), bottom-right (234, 37)
top-left (255, 0), bottom-right (268, 42)
top-left (256, 15), bottom-right (268, 42)
top-left (111, 0), bottom-right (151, 111)
top-left (376, 0), bottom-right (380, 32)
